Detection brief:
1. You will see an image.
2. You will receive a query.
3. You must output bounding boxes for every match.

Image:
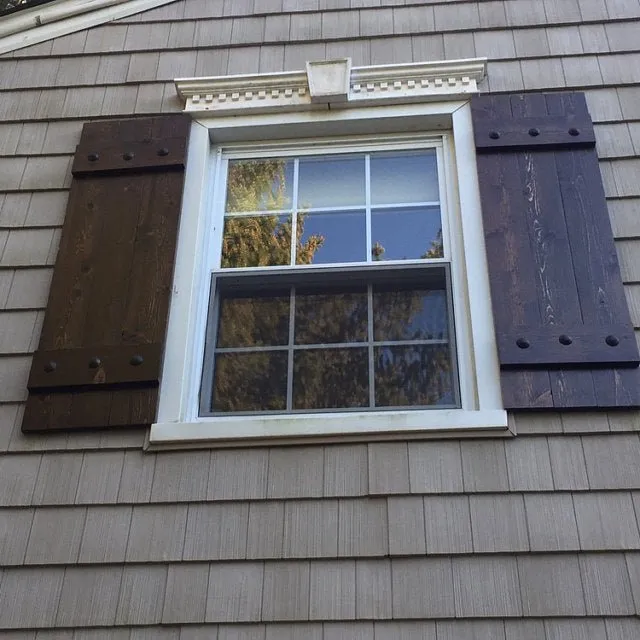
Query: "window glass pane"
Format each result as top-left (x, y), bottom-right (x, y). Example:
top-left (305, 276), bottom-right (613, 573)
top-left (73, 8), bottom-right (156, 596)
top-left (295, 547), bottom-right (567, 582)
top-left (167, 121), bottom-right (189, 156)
top-left (296, 211), bottom-right (366, 264)
top-left (212, 351), bottom-right (288, 412)
top-left (225, 159), bottom-right (294, 212)
top-left (217, 292), bottom-right (290, 348)
top-left (373, 287), bottom-right (448, 341)
top-left (295, 288), bottom-right (368, 345)
top-left (298, 155), bottom-right (365, 208)
top-left (293, 348), bottom-right (369, 409)
top-left (374, 345), bottom-right (455, 407)
top-left (371, 207), bottom-right (443, 261)
top-left (370, 150), bottom-right (439, 205)
top-left (222, 215), bottom-right (291, 267)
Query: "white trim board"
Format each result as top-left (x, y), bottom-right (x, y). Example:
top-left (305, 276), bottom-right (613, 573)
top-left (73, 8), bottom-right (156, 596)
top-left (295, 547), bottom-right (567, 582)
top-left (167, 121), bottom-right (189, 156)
top-left (0, 0), bottom-right (177, 55)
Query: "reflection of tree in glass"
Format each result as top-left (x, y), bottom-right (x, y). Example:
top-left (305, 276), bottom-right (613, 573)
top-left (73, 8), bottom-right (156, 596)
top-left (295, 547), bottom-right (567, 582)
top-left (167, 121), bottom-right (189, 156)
top-left (213, 160), bottom-right (454, 412)
top-left (223, 159), bottom-right (323, 268)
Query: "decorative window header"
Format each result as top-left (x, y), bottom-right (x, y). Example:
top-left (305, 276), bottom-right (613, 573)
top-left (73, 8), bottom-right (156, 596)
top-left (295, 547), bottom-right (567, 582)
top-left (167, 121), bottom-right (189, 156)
top-left (174, 58), bottom-right (487, 116)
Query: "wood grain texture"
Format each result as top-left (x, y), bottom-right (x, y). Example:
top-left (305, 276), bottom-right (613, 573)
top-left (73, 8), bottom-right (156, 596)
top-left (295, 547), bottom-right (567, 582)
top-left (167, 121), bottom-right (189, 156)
top-left (22, 114), bottom-right (189, 432)
top-left (472, 91), bottom-right (640, 409)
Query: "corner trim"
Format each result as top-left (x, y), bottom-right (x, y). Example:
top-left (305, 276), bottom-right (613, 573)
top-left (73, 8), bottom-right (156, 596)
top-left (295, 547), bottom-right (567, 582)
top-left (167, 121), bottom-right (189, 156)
top-left (0, 0), bottom-right (177, 55)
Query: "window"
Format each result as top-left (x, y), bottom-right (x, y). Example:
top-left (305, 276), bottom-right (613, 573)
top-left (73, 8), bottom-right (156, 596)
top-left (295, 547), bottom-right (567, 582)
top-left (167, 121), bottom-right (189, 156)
top-left (201, 142), bottom-right (460, 416)
top-left (150, 58), bottom-right (508, 445)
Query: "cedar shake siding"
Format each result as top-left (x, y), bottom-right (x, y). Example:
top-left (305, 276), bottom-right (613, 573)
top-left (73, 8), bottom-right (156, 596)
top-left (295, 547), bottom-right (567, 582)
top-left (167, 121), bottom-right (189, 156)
top-left (1, 0), bottom-right (640, 637)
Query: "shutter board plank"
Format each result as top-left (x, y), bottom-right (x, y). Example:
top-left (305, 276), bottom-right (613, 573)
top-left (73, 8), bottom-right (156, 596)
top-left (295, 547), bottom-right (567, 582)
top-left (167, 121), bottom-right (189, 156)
top-left (23, 114), bottom-right (189, 433)
top-left (474, 94), bottom-right (552, 409)
top-left (473, 91), bottom-right (640, 410)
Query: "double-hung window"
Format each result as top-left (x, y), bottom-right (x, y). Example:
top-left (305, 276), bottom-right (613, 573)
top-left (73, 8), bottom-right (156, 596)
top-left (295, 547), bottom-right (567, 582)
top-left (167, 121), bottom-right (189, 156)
top-left (151, 58), bottom-right (508, 445)
top-left (201, 139), bottom-right (459, 417)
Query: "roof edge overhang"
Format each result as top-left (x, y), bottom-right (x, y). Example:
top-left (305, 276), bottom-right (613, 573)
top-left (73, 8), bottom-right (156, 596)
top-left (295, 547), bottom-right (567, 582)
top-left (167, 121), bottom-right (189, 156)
top-left (0, 0), bottom-right (177, 55)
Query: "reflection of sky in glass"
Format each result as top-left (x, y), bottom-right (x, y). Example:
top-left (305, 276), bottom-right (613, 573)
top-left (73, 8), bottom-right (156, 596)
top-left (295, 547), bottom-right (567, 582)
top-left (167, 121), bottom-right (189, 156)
top-left (298, 156), bottom-right (365, 209)
top-left (372, 207), bottom-right (442, 261)
top-left (373, 288), bottom-right (448, 341)
top-left (297, 211), bottom-right (366, 264)
top-left (370, 151), bottom-right (439, 205)
top-left (225, 159), bottom-right (294, 212)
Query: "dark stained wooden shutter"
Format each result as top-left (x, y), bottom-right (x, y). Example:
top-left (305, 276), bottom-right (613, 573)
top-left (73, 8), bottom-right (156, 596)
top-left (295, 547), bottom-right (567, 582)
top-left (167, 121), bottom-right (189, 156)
top-left (22, 114), bottom-right (190, 432)
top-left (472, 92), bottom-right (640, 410)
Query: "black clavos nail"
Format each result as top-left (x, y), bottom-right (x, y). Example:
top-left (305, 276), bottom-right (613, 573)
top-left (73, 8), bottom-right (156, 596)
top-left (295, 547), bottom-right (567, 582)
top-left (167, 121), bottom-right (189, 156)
top-left (516, 338), bottom-right (530, 349)
top-left (130, 355), bottom-right (144, 366)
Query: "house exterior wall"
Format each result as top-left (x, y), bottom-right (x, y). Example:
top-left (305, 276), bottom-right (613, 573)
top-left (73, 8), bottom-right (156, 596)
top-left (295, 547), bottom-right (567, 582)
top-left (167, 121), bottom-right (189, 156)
top-left (1, 0), bottom-right (640, 637)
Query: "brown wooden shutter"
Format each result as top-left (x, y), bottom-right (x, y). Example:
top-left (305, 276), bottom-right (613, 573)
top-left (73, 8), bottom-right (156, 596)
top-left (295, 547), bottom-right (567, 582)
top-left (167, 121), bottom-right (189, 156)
top-left (472, 92), bottom-right (640, 410)
top-left (22, 114), bottom-right (190, 432)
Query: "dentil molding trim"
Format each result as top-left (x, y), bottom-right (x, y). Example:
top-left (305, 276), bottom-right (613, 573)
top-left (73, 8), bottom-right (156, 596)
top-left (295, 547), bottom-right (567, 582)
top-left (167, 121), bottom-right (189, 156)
top-left (175, 57), bottom-right (488, 116)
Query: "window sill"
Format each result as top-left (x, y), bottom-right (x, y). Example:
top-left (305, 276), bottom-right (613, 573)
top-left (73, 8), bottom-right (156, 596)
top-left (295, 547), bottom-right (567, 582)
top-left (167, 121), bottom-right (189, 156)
top-left (148, 409), bottom-right (510, 449)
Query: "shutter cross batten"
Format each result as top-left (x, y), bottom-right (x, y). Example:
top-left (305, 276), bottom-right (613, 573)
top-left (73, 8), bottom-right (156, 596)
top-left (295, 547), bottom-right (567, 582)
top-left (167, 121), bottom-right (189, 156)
top-left (22, 114), bottom-right (190, 433)
top-left (472, 92), bottom-right (640, 410)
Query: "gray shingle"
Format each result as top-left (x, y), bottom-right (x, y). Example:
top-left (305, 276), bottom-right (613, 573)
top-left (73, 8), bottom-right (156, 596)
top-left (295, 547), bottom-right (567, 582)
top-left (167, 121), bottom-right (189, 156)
top-left (470, 494), bottom-right (529, 552)
top-left (5, 268), bottom-right (52, 310)
top-left (582, 434), bottom-right (640, 489)
top-left (505, 437), bottom-right (553, 491)
top-left (262, 561), bottom-right (310, 621)
top-left (519, 555), bottom-right (585, 616)
top-left (434, 2), bottom-right (480, 29)
top-left (56, 566), bottom-right (122, 626)
top-left (524, 493), bottom-right (580, 552)
top-left (218, 626), bottom-right (266, 640)
top-left (548, 437), bottom-right (589, 490)
top-left (0, 508), bottom-right (32, 565)
top-left (370, 37), bottom-right (410, 65)
top-left (118, 450), bottom-right (155, 503)
top-left (33, 453), bottom-right (83, 505)
top-left (162, 564), bottom-right (209, 623)
top-left (309, 560), bottom-right (355, 620)
top-left (209, 449), bottom-right (269, 500)
top-left (443, 33), bottom-right (476, 59)
top-left (338, 498), bottom-right (388, 557)
top-left (324, 444), bottom-right (367, 497)
top-left (605, 619), bottom-right (640, 640)
top-left (374, 621), bottom-right (436, 640)
top-left (130, 630), bottom-right (179, 640)
top-left (207, 563), bottom-right (263, 623)
top-left (574, 492), bottom-right (640, 550)
top-left (75, 451), bottom-right (124, 504)
top-left (408, 441), bottom-right (463, 493)
top-left (626, 552), bottom-right (640, 612)
top-left (0, 568), bottom-right (63, 628)
top-left (546, 25), bottom-right (584, 55)
top-left (387, 497), bottom-right (426, 555)
top-left (151, 451), bottom-right (210, 502)
top-left (265, 624), bottom-right (321, 640)
top-left (504, 620), bottom-right (546, 640)
top-left (423, 495), bottom-right (472, 555)
top-left (545, 619), bottom-right (607, 640)
top-left (437, 621), bottom-right (505, 640)
top-left (323, 623), bottom-right (373, 640)
top-left (453, 557), bottom-right (522, 617)
top-left (283, 499), bottom-right (338, 558)
top-left (25, 507), bottom-right (86, 564)
top-left (267, 447), bottom-right (323, 498)
top-left (461, 441), bottom-right (509, 492)
top-left (0, 310), bottom-right (40, 354)
top-left (392, 558), bottom-right (454, 618)
top-left (183, 503), bottom-right (249, 561)
top-left (356, 559), bottom-right (392, 620)
top-left (322, 10), bottom-right (359, 39)
top-left (116, 565), bottom-right (167, 625)
top-left (79, 506), bottom-right (131, 563)
top-left (247, 501), bottom-right (284, 559)
top-left (0, 454), bottom-right (41, 505)
top-left (126, 505), bottom-right (187, 562)
top-left (580, 553), bottom-right (636, 615)
top-left (2, 229), bottom-right (59, 269)
top-left (368, 443), bottom-right (409, 495)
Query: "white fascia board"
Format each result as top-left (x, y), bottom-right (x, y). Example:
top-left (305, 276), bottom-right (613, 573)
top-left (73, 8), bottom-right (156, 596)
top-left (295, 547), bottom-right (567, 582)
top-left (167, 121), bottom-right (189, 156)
top-left (175, 58), bottom-right (487, 117)
top-left (0, 0), bottom-right (177, 55)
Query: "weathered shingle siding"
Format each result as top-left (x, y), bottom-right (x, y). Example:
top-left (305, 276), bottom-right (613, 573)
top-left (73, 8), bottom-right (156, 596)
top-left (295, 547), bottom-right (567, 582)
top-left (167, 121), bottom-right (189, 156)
top-left (1, 0), bottom-right (640, 636)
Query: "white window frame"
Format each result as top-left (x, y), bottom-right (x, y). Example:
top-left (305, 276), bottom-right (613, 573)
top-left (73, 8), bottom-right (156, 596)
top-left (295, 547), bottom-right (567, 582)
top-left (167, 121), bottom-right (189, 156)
top-left (149, 58), bottom-right (509, 447)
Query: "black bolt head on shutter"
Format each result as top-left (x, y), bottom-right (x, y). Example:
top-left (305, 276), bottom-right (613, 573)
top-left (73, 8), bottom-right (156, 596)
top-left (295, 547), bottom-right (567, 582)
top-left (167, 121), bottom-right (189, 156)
top-left (472, 92), bottom-right (640, 410)
top-left (22, 114), bottom-right (191, 432)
